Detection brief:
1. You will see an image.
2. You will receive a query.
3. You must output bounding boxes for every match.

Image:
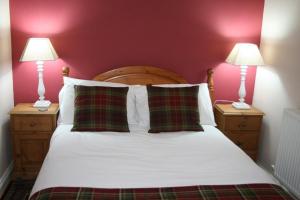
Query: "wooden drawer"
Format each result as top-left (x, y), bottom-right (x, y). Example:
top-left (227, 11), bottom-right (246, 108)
top-left (225, 116), bottom-right (262, 131)
top-left (10, 103), bottom-right (59, 179)
top-left (12, 115), bottom-right (53, 132)
top-left (214, 104), bottom-right (263, 161)
top-left (214, 111), bottom-right (223, 129)
top-left (13, 169), bottom-right (39, 180)
top-left (13, 132), bottom-right (51, 179)
top-left (225, 132), bottom-right (258, 150)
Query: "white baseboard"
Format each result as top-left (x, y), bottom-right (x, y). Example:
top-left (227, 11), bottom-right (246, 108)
top-left (0, 162), bottom-right (14, 198)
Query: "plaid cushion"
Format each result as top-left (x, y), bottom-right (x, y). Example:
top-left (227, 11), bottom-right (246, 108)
top-left (71, 86), bottom-right (129, 132)
top-left (147, 86), bottom-right (203, 133)
top-left (30, 184), bottom-right (294, 200)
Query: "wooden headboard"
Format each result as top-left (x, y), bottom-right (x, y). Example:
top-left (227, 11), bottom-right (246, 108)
top-left (62, 66), bottom-right (215, 103)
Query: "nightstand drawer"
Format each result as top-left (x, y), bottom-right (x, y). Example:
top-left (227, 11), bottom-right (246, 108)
top-left (226, 133), bottom-right (258, 150)
top-left (10, 103), bottom-right (59, 179)
top-left (12, 115), bottom-right (53, 132)
top-left (225, 116), bottom-right (262, 131)
top-left (214, 104), bottom-right (263, 161)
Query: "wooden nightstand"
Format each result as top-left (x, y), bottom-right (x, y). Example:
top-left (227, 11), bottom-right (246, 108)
top-left (214, 104), bottom-right (264, 160)
top-left (10, 103), bottom-right (59, 179)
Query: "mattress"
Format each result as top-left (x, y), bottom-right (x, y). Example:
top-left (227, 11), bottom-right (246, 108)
top-left (30, 125), bottom-right (277, 197)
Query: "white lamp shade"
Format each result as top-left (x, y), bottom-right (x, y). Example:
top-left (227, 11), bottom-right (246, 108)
top-left (226, 43), bottom-right (264, 66)
top-left (20, 38), bottom-right (58, 62)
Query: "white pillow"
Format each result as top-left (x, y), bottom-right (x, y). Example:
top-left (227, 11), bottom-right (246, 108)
top-left (135, 83), bottom-right (216, 131)
top-left (59, 77), bottom-right (138, 127)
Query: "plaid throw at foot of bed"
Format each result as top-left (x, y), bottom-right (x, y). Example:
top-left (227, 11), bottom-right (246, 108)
top-left (30, 184), bottom-right (294, 200)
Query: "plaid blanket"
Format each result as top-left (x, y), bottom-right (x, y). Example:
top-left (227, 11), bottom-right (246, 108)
top-left (30, 184), bottom-right (294, 200)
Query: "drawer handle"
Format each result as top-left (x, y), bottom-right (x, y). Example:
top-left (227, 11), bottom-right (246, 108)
top-left (238, 123), bottom-right (247, 128)
top-left (30, 122), bottom-right (37, 127)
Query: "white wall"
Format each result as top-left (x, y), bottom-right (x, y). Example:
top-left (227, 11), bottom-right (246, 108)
top-left (0, 0), bottom-right (14, 196)
top-left (253, 0), bottom-right (300, 171)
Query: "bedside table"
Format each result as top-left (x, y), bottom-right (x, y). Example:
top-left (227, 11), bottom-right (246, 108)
top-left (10, 103), bottom-right (59, 179)
top-left (214, 104), bottom-right (264, 160)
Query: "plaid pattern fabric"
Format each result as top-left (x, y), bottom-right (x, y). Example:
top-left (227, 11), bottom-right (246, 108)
top-left (30, 184), bottom-right (294, 200)
top-left (71, 86), bottom-right (129, 132)
top-left (147, 86), bottom-right (203, 133)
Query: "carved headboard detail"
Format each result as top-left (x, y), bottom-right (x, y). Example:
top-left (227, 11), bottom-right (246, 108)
top-left (62, 66), bottom-right (214, 104)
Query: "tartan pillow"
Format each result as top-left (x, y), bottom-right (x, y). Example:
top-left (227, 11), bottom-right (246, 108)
top-left (71, 86), bottom-right (129, 132)
top-left (147, 86), bottom-right (203, 133)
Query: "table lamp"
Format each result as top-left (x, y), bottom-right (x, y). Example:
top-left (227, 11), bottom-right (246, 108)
top-left (20, 38), bottom-right (58, 111)
top-left (226, 43), bottom-right (264, 109)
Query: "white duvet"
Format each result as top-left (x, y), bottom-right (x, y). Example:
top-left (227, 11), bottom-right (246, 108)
top-left (31, 125), bottom-right (277, 196)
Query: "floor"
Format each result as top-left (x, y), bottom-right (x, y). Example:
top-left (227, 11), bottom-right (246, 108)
top-left (1, 180), bottom-right (34, 200)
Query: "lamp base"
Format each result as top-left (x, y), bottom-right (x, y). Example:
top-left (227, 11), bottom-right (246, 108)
top-left (232, 102), bottom-right (250, 110)
top-left (33, 100), bottom-right (51, 111)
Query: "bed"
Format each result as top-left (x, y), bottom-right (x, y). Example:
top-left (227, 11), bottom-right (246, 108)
top-left (30, 66), bottom-right (293, 200)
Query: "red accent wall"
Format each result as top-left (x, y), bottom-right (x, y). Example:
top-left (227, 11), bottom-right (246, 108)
top-left (10, 0), bottom-right (264, 104)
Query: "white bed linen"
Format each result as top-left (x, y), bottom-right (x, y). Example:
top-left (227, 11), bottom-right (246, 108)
top-left (31, 125), bottom-right (277, 196)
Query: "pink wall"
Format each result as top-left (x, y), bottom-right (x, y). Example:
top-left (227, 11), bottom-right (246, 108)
top-left (10, 0), bottom-right (264, 104)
